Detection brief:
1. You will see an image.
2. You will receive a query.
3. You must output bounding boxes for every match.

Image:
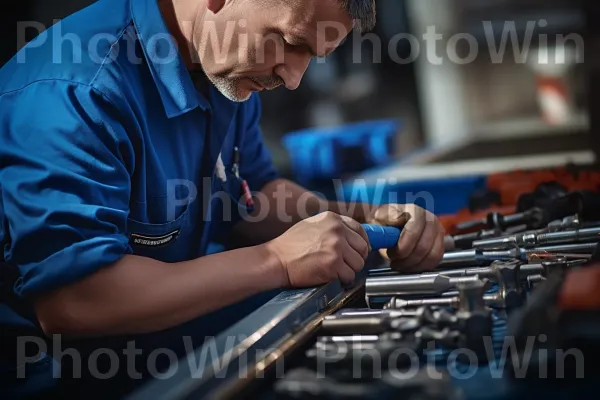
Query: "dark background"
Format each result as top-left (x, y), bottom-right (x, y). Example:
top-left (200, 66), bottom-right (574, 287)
top-left (0, 0), bottom-right (422, 179)
top-left (1, 0), bottom-right (593, 179)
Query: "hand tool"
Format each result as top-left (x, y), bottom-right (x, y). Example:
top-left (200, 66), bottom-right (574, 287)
top-left (319, 324), bottom-right (462, 351)
top-left (415, 326), bottom-right (463, 348)
top-left (387, 293), bottom-right (510, 310)
top-left (274, 367), bottom-right (459, 400)
top-left (362, 223), bottom-right (596, 264)
top-left (317, 332), bottom-right (402, 346)
top-left (321, 307), bottom-right (437, 335)
top-left (426, 262), bottom-right (549, 280)
top-left (448, 228), bottom-right (502, 250)
top-left (380, 369), bottom-right (460, 400)
top-left (484, 260), bottom-right (524, 309)
top-left (320, 315), bottom-right (420, 335)
top-left (546, 214), bottom-right (581, 232)
top-left (526, 274), bottom-right (546, 290)
top-left (365, 274), bottom-right (484, 307)
top-left (369, 242), bottom-right (596, 278)
top-left (273, 367), bottom-right (379, 399)
top-left (518, 189), bottom-right (600, 224)
top-left (384, 260), bottom-right (527, 283)
top-left (439, 205), bottom-right (516, 235)
top-left (387, 263), bottom-right (523, 310)
top-left (335, 308), bottom-right (424, 318)
top-left (505, 263), bottom-right (600, 381)
top-left (367, 263), bottom-right (513, 297)
top-left (472, 226), bottom-right (600, 250)
top-left (450, 279), bottom-right (493, 362)
top-left (529, 242), bottom-right (598, 255)
top-left (455, 207), bottom-right (546, 232)
top-left (439, 248), bottom-right (523, 267)
top-left (441, 243), bottom-right (595, 267)
top-left (470, 168), bottom-right (600, 211)
top-left (361, 224), bottom-right (401, 250)
top-left (306, 337), bottom-right (421, 372)
top-left (365, 274), bottom-right (452, 298)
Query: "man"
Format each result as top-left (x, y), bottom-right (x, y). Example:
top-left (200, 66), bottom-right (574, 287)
top-left (0, 0), bottom-right (445, 398)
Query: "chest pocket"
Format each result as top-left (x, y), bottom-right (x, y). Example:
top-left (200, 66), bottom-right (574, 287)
top-left (126, 194), bottom-right (193, 262)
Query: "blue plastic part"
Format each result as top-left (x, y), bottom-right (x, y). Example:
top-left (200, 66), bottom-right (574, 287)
top-left (341, 175), bottom-right (487, 216)
top-left (282, 119), bottom-right (401, 186)
top-left (362, 224), bottom-right (402, 250)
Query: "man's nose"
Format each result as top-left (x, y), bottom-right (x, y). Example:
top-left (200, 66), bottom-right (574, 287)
top-left (275, 52), bottom-right (312, 90)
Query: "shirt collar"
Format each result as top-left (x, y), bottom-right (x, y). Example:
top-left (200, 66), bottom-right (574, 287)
top-left (130, 0), bottom-right (210, 117)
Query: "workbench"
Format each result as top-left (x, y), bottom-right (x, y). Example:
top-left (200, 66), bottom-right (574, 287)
top-left (128, 134), bottom-right (599, 399)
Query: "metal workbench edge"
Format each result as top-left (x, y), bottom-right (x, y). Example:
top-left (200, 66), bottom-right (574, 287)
top-left (127, 278), bottom-right (359, 400)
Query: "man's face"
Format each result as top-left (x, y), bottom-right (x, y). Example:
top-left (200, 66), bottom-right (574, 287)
top-left (193, 0), bottom-right (354, 102)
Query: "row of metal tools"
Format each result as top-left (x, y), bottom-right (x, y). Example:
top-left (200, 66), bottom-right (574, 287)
top-left (274, 211), bottom-right (600, 399)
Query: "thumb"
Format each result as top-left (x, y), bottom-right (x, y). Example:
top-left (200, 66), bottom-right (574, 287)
top-left (370, 204), bottom-right (411, 227)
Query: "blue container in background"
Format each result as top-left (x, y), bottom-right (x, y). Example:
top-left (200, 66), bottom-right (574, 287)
top-left (339, 175), bottom-right (487, 216)
top-left (282, 119), bottom-right (401, 186)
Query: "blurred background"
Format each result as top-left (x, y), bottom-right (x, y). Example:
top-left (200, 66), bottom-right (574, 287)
top-left (2, 0), bottom-right (597, 207)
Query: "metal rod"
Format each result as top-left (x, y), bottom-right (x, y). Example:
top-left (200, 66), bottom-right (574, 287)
top-left (365, 274), bottom-right (483, 299)
top-left (386, 297), bottom-right (459, 309)
top-left (474, 227), bottom-right (600, 249)
top-left (439, 249), bottom-right (486, 267)
top-left (365, 275), bottom-right (454, 297)
top-left (318, 335), bottom-right (382, 344)
top-left (336, 309), bottom-right (421, 318)
top-left (321, 316), bottom-right (388, 335)
top-left (531, 242), bottom-right (598, 253)
top-left (387, 294), bottom-right (505, 310)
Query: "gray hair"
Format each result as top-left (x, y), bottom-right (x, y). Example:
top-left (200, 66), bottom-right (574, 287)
top-left (339, 0), bottom-right (376, 32)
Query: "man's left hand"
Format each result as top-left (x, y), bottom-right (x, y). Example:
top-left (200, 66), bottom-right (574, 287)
top-left (367, 204), bottom-right (445, 272)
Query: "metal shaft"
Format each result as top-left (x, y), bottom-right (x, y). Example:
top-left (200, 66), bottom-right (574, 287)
top-left (387, 294), bottom-right (506, 310)
top-left (318, 335), bottom-right (381, 345)
top-left (321, 316), bottom-right (389, 335)
top-left (528, 242), bottom-right (598, 254)
top-left (452, 229), bottom-right (501, 250)
top-left (455, 209), bottom-right (540, 232)
top-left (457, 280), bottom-right (487, 312)
top-left (534, 227), bottom-right (600, 245)
top-left (365, 275), bottom-right (454, 297)
top-left (439, 248), bottom-right (522, 268)
top-left (368, 243), bottom-right (594, 281)
top-left (527, 274), bottom-right (545, 286)
top-left (365, 274), bottom-right (482, 298)
top-left (474, 227), bottom-right (600, 249)
top-left (439, 249), bottom-right (485, 267)
top-left (386, 297), bottom-right (459, 309)
top-left (546, 215), bottom-right (580, 232)
top-left (336, 308), bottom-right (421, 318)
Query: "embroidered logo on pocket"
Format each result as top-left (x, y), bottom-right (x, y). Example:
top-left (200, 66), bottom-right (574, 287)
top-left (130, 230), bottom-right (180, 248)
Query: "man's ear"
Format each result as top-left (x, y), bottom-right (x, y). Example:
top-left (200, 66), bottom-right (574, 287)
top-left (206, 0), bottom-right (227, 13)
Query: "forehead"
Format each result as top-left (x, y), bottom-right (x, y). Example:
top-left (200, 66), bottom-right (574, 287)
top-left (277, 0), bottom-right (354, 45)
top-left (286, 0), bottom-right (353, 27)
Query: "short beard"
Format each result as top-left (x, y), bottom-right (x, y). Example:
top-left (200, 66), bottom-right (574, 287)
top-left (207, 75), bottom-right (252, 102)
top-left (205, 73), bottom-right (285, 103)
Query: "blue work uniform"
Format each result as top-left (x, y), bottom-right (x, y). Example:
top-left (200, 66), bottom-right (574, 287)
top-left (0, 0), bottom-right (278, 397)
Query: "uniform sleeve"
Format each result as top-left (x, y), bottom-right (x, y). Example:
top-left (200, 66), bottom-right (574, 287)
top-left (238, 94), bottom-right (279, 192)
top-left (0, 81), bottom-right (134, 298)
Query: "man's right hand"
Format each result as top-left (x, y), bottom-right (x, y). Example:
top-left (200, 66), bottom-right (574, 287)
top-left (265, 212), bottom-right (370, 287)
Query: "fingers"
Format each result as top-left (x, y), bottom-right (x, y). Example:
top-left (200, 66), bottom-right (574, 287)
top-left (342, 242), bottom-right (366, 272)
top-left (390, 219), bottom-right (444, 272)
top-left (340, 216), bottom-right (369, 259)
top-left (369, 204), bottom-right (411, 227)
top-left (387, 206), bottom-right (428, 260)
top-left (336, 263), bottom-right (356, 285)
top-left (418, 230), bottom-right (445, 271)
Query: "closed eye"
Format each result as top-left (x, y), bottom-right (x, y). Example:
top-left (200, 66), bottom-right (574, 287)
top-left (280, 32), bottom-right (327, 58)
